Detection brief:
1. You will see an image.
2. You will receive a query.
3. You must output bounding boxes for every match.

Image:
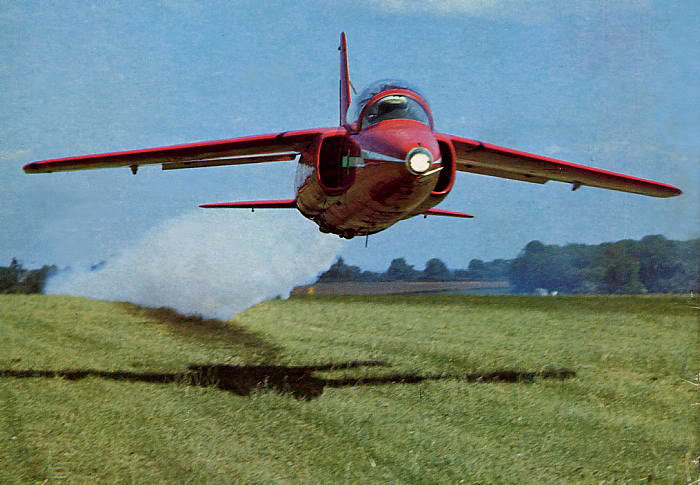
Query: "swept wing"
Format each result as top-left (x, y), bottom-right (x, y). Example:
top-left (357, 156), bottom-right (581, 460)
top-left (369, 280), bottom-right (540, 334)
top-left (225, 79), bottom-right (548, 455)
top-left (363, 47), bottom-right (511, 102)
top-left (199, 199), bottom-right (297, 210)
top-left (23, 128), bottom-right (341, 174)
top-left (438, 133), bottom-right (681, 198)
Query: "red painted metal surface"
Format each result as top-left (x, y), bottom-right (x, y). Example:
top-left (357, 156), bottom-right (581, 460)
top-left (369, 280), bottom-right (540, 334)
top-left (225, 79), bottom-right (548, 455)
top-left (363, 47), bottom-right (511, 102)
top-left (443, 133), bottom-right (682, 198)
top-left (339, 32), bottom-right (351, 126)
top-left (355, 119), bottom-right (439, 163)
top-left (423, 208), bottom-right (474, 218)
top-left (22, 128), bottom-right (336, 173)
top-left (199, 200), bottom-right (297, 209)
top-left (23, 32), bottom-right (682, 240)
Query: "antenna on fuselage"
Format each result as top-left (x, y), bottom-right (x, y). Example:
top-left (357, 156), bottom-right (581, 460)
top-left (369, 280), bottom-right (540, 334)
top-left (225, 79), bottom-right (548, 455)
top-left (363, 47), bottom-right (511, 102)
top-left (339, 32), bottom-right (351, 126)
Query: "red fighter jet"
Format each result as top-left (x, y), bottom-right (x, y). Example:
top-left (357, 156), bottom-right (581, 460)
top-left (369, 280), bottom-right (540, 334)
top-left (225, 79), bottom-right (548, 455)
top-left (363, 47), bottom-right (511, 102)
top-left (24, 33), bottom-right (681, 240)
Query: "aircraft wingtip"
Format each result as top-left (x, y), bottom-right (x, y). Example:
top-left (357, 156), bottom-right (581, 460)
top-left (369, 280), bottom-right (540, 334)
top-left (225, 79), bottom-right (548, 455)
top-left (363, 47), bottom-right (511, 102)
top-left (23, 162), bottom-right (41, 173)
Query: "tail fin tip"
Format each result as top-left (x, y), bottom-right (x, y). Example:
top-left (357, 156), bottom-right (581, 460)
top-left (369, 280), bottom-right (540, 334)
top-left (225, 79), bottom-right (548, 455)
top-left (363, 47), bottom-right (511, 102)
top-left (339, 32), bottom-right (351, 126)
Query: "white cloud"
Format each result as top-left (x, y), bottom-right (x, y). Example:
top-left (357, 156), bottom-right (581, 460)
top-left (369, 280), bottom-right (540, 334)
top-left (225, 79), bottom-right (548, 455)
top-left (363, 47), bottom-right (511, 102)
top-left (0, 149), bottom-right (31, 162)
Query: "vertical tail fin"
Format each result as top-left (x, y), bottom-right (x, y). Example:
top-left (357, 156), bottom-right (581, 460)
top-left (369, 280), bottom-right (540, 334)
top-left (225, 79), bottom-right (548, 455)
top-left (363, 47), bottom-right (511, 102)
top-left (339, 32), bottom-right (351, 126)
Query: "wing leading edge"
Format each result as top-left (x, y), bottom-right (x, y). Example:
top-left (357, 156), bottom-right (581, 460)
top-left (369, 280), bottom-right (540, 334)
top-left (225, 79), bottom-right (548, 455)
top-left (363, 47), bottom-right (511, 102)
top-left (23, 128), bottom-right (343, 174)
top-left (199, 200), bottom-right (297, 210)
top-left (438, 133), bottom-right (682, 198)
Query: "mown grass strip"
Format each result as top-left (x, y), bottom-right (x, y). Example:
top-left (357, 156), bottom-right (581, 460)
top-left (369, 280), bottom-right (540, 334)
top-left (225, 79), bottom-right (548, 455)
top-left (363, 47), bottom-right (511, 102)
top-left (0, 294), bottom-right (697, 483)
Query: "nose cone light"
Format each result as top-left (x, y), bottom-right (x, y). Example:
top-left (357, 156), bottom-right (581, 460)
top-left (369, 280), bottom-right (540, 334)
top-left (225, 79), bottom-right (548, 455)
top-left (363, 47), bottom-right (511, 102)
top-left (406, 147), bottom-right (433, 175)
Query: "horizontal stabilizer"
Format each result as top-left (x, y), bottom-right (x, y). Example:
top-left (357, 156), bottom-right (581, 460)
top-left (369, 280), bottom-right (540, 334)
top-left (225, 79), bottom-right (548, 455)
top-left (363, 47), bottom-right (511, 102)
top-left (199, 199), bottom-right (297, 210)
top-left (423, 208), bottom-right (474, 218)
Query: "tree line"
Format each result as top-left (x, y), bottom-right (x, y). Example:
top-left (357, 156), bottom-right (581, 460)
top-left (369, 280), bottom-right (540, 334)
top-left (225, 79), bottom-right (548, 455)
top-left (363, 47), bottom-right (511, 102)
top-left (2, 235), bottom-right (697, 296)
top-left (317, 257), bottom-right (510, 283)
top-left (0, 258), bottom-right (57, 294)
top-left (509, 235), bottom-right (698, 294)
top-left (317, 235), bottom-right (698, 294)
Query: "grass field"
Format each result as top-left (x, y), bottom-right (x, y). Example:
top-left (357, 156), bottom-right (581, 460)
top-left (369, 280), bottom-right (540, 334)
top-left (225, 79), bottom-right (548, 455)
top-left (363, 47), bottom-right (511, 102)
top-left (1, 293), bottom-right (697, 483)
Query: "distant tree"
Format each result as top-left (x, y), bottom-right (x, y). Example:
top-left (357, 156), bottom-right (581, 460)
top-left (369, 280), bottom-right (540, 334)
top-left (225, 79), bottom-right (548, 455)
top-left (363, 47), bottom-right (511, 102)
top-left (545, 251), bottom-right (580, 292)
top-left (510, 242), bottom-right (550, 293)
top-left (452, 269), bottom-right (471, 281)
top-left (602, 256), bottom-right (645, 294)
top-left (677, 238), bottom-right (700, 292)
top-left (357, 270), bottom-right (382, 282)
top-left (421, 258), bottom-right (452, 281)
top-left (512, 241), bottom-right (599, 293)
top-left (386, 258), bottom-right (418, 281)
top-left (632, 235), bottom-right (682, 292)
top-left (0, 258), bottom-right (23, 293)
top-left (524, 240), bottom-right (546, 255)
top-left (467, 259), bottom-right (485, 280)
top-left (0, 259), bottom-right (57, 294)
top-left (484, 259), bottom-right (511, 280)
top-left (317, 257), bottom-right (361, 282)
top-left (0, 270), bottom-right (16, 292)
top-left (453, 258), bottom-right (512, 281)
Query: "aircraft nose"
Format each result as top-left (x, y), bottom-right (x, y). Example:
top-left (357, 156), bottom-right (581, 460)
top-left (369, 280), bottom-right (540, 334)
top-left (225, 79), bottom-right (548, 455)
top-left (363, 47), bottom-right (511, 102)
top-left (405, 147), bottom-right (434, 174)
top-left (355, 120), bottom-right (441, 172)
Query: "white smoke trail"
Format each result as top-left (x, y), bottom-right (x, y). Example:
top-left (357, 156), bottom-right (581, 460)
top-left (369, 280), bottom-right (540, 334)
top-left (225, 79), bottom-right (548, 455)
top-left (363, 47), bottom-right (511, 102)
top-left (46, 211), bottom-right (345, 319)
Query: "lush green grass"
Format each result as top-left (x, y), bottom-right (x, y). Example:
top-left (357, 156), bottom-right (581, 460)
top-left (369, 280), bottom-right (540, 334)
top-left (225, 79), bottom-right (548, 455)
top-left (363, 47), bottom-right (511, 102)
top-left (1, 294), bottom-right (697, 483)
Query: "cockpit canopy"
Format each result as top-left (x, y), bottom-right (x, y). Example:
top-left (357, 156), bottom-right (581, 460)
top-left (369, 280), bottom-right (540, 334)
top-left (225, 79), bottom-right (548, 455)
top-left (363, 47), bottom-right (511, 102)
top-left (349, 79), bottom-right (432, 129)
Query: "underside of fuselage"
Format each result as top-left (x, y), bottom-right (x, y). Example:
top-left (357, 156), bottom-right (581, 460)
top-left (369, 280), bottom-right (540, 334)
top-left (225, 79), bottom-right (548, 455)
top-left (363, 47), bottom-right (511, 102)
top-left (294, 119), bottom-right (456, 239)
top-left (299, 160), bottom-right (439, 238)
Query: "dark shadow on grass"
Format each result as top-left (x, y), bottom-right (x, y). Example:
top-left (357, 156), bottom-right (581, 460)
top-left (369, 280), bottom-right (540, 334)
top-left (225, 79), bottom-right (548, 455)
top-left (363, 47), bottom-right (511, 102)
top-left (0, 364), bottom-right (575, 401)
top-left (120, 303), bottom-right (282, 361)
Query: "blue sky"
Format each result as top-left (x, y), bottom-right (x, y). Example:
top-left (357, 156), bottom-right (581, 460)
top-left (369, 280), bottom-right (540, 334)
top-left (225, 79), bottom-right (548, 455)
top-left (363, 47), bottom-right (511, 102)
top-left (2, 0), bottom-right (698, 273)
